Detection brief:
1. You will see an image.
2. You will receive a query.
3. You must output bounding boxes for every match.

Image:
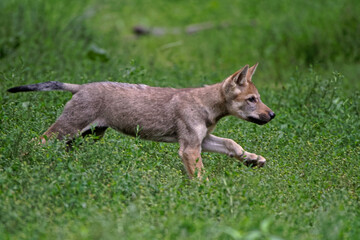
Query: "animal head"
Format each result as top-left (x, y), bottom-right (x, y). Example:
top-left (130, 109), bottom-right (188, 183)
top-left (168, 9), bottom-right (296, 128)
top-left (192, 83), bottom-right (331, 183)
top-left (222, 63), bottom-right (275, 125)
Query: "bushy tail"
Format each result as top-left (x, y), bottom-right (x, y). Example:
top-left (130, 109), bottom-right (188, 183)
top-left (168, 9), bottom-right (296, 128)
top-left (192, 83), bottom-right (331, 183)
top-left (7, 81), bottom-right (81, 94)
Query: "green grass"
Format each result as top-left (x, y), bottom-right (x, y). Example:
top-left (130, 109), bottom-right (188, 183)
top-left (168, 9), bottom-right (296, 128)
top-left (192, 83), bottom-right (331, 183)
top-left (1, 0), bottom-right (360, 239)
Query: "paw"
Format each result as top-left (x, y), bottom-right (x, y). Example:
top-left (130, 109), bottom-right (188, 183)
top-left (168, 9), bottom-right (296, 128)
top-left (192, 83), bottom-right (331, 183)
top-left (243, 154), bottom-right (266, 167)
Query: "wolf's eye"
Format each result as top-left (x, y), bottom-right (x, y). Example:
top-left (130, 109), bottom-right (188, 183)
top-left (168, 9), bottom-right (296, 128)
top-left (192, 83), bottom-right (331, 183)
top-left (247, 96), bottom-right (256, 103)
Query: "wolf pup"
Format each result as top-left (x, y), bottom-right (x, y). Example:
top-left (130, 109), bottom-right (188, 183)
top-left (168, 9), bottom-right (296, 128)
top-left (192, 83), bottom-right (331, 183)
top-left (8, 64), bottom-right (275, 179)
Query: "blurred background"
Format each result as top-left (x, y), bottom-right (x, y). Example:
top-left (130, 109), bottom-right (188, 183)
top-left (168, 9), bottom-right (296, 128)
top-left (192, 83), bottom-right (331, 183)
top-left (1, 0), bottom-right (359, 92)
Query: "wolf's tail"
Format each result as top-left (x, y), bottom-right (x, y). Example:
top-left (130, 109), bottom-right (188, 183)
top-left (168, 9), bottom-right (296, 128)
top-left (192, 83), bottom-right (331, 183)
top-left (7, 81), bottom-right (81, 94)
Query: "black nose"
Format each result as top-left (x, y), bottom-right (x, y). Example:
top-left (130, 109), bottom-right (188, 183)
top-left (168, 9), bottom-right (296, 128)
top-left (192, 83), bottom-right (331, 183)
top-left (269, 111), bottom-right (275, 119)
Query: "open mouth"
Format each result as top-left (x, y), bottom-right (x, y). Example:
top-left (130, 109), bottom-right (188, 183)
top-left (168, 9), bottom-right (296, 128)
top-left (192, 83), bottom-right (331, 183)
top-left (247, 116), bottom-right (268, 125)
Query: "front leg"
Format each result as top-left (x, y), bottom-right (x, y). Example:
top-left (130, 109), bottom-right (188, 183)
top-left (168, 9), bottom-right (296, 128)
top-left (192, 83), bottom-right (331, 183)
top-left (178, 141), bottom-right (204, 179)
top-left (201, 134), bottom-right (266, 167)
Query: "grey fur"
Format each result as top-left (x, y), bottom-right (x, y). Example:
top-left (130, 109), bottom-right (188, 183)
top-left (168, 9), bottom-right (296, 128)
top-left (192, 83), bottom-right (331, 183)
top-left (7, 81), bottom-right (81, 94)
top-left (106, 82), bottom-right (149, 90)
top-left (7, 64), bottom-right (275, 179)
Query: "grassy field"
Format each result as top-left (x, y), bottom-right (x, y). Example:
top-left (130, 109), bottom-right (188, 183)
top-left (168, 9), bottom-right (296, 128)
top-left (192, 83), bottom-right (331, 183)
top-left (1, 0), bottom-right (360, 239)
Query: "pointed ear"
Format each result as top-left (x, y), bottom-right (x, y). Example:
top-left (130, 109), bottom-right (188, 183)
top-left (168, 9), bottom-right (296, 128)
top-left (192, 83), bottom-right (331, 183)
top-left (247, 62), bottom-right (259, 82)
top-left (231, 65), bottom-right (249, 86)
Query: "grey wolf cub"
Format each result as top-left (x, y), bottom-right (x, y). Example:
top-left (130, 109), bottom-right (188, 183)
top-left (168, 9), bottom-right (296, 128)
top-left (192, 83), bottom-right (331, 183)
top-left (8, 64), bottom-right (275, 179)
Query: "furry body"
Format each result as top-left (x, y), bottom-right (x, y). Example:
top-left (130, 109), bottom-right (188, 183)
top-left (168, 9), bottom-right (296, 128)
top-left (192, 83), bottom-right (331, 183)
top-left (7, 64), bottom-right (275, 178)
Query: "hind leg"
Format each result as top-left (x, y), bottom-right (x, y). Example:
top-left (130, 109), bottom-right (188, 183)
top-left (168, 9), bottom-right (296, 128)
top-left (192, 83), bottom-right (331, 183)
top-left (40, 117), bottom-right (87, 144)
top-left (39, 93), bottom-right (104, 144)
